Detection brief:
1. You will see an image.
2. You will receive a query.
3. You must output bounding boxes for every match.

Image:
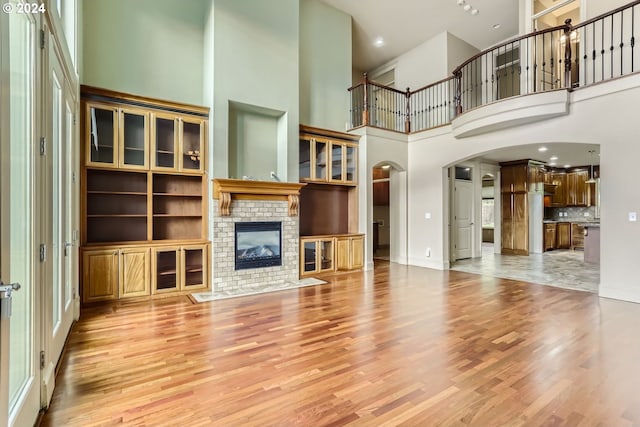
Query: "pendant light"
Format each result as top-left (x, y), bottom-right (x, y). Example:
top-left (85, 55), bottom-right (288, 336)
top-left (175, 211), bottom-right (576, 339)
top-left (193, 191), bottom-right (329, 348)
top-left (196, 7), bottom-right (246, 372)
top-left (585, 150), bottom-right (597, 184)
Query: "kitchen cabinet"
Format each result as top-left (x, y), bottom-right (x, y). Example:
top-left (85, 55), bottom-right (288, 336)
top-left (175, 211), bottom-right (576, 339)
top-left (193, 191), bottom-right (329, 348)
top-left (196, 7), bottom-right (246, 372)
top-left (556, 222), bottom-right (571, 249)
top-left (550, 173), bottom-right (567, 207)
top-left (501, 161), bottom-right (535, 256)
top-left (566, 171), bottom-right (589, 207)
top-left (544, 223), bottom-right (557, 251)
top-left (501, 192), bottom-right (528, 255)
top-left (571, 223), bottom-right (585, 250)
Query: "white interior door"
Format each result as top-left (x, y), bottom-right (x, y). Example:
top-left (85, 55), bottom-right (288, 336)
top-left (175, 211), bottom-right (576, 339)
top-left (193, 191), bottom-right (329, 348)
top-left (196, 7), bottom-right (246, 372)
top-left (42, 27), bottom-right (77, 403)
top-left (455, 179), bottom-right (474, 260)
top-left (0, 6), bottom-right (41, 426)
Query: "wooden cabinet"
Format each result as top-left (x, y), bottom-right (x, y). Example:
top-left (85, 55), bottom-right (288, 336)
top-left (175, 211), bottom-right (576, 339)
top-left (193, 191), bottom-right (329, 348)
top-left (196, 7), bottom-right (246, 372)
top-left (556, 222), bottom-right (571, 249)
top-left (300, 234), bottom-right (364, 277)
top-left (544, 223), bottom-right (557, 251)
top-left (151, 112), bottom-right (206, 173)
top-left (151, 244), bottom-right (208, 294)
top-left (550, 173), bottom-right (567, 207)
top-left (82, 247), bottom-right (150, 303)
top-left (299, 126), bottom-right (358, 185)
top-left (300, 238), bottom-right (335, 276)
top-left (85, 102), bottom-right (149, 170)
top-left (336, 235), bottom-right (364, 271)
top-left (82, 249), bottom-right (119, 303)
top-left (566, 171), bottom-right (589, 207)
top-left (119, 247), bottom-right (151, 298)
top-left (571, 223), bottom-right (585, 250)
top-left (500, 163), bottom-right (530, 256)
top-left (81, 86), bottom-right (210, 303)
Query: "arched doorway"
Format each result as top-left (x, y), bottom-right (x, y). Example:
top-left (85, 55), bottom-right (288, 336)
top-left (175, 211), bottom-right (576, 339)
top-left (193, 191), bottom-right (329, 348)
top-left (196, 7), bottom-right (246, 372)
top-left (370, 162), bottom-right (407, 267)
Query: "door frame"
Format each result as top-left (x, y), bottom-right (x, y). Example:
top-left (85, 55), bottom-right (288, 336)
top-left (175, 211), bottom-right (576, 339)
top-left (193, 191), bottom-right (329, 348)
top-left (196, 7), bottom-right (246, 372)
top-left (0, 7), bottom-right (42, 427)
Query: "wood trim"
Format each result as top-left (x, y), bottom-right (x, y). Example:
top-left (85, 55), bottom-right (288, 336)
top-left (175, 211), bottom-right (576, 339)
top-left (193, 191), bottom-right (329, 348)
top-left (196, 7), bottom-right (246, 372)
top-left (212, 179), bottom-right (306, 217)
top-left (80, 85), bottom-right (210, 117)
top-left (300, 233), bottom-right (365, 239)
top-left (299, 124), bottom-right (360, 143)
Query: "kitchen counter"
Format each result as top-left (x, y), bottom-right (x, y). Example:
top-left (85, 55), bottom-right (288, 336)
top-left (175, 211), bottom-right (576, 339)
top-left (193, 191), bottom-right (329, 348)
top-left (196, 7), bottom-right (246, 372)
top-left (584, 225), bottom-right (600, 263)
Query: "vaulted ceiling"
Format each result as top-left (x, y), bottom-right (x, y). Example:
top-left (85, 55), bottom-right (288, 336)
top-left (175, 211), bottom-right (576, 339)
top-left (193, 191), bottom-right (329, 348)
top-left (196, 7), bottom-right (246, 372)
top-left (320, 0), bottom-right (520, 72)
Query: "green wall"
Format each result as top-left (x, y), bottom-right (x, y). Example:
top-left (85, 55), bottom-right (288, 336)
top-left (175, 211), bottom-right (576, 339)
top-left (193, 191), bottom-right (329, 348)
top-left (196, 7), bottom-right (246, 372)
top-left (82, 0), bottom-right (208, 105)
top-left (208, 0), bottom-right (300, 180)
top-left (299, 0), bottom-right (352, 131)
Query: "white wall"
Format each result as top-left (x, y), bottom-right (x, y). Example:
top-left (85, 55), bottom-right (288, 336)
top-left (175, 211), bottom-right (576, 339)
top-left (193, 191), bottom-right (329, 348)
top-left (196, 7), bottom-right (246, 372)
top-left (209, 0), bottom-right (299, 181)
top-left (447, 33), bottom-right (480, 75)
top-left (585, 0), bottom-right (631, 18)
top-left (404, 73), bottom-right (640, 303)
top-left (352, 127), bottom-right (409, 270)
top-left (82, 0), bottom-right (208, 105)
top-left (299, 0), bottom-right (352, 131)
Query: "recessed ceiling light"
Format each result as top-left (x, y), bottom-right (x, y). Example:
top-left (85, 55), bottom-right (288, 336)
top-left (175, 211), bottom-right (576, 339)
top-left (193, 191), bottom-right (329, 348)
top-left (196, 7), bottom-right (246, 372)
top-left (549, 162), bottom-right (557, 166)
top-left (381, 164), bottom-right (391, 169)
top-left (538, 147), bottom-right (548, 152)
top-left (471, 9), bottom-right (479, 15)
top-left (373, 37), bottom-right (385, 47)
top-left (564, 164), bottom-right (571, 168)
top-left (550, 156), bottom-right (558, 161)
top-left (493, 23), bottom-right (501, 29)
top-left (464, 167), bottom-right (471, 171)
top-left (463, 4), bottom-right (471, 11)
top-left (457, 0), bottom-right (465, 5)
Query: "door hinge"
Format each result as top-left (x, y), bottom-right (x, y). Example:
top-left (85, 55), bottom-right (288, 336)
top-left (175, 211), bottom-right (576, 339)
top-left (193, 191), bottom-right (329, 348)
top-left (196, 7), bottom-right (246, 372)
top-left (40, 30), bottom-right (45, 50)
top-left (40, 137), bottom-right (46, 156)
top-left (40, 351), bottom-right (45, 369)
top-left (39, 244), bottom-right (46, 262)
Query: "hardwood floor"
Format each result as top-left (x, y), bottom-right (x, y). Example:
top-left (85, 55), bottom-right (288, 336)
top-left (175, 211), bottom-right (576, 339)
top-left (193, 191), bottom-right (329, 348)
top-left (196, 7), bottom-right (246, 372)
top-left (41, 262), bottom-right (640, 426)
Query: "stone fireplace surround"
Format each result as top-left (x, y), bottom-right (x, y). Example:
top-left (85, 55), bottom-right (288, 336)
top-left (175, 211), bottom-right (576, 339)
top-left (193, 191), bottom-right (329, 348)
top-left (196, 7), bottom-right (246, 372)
top-left (211, 179), bottom-right (305, 293)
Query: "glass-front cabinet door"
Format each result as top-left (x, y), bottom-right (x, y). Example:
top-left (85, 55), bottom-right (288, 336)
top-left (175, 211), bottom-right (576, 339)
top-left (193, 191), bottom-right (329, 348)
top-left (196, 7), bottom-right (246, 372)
top-left (345, 145), bottom-right (357, 184)
top-left (86, 102), bottom-right (118, 167)
top-left (180, 117), bottom-right (205, 173)
top-left (301, 239), bottom-right (317, 274)
top-left (329, 143), bottom-right (344, 182)
top-left (319, 239), bottom-right (334, 273)
top-left (299, 137), bottom-right (311, 180)
top-left (152, 247), bottom-right (179, 294)
top-left (314, 139), bottom-right (328, 181)
top-left (119, 107), bottom-right (149, 169)
top-left (152, 113), bottom-right (178, 170)
top-left (182, 245), bottom-right (207, 290)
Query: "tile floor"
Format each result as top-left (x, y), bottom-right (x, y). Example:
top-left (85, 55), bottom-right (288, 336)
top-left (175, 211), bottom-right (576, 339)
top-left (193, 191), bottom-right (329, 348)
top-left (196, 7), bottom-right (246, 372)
top-left (450, 243), bottom-right (599, 293)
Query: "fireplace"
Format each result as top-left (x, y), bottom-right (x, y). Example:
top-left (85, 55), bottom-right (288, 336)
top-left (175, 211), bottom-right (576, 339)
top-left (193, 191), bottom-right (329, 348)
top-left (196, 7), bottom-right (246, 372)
top-left (235, 221), bottom-right (282, 270)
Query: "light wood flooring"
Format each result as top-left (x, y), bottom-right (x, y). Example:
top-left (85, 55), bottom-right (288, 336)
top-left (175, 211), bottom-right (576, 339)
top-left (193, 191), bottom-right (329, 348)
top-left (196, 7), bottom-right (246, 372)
top-left (41, 262), bottom-right (640, 426)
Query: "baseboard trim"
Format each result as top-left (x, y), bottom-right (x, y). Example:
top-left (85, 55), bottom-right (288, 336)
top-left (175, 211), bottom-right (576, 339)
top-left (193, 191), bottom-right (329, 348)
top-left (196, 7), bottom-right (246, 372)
top-left (599, 287), bottom-right (640, 304)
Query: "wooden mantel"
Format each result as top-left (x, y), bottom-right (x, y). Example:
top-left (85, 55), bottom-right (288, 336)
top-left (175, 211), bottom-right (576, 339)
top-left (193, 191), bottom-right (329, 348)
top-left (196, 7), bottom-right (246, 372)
top-left (212, 179), bottom-right (306, 217)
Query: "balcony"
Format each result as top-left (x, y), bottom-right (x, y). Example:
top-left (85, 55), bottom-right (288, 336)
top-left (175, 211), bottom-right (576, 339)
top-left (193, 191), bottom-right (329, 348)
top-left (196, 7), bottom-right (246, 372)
top-left (348, 0), bottom-right (640, 136)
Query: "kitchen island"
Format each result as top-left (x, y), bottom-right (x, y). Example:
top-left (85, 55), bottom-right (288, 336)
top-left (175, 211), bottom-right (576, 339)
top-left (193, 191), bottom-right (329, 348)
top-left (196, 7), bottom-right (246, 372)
top-left (584, 223), bottom-right (600, 263)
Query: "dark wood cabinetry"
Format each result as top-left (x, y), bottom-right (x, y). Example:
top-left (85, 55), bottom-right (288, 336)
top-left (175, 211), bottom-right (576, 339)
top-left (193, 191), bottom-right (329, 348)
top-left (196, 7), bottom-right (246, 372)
top-left (572, 223), bottom-right (585, 250)
top-left (566, 170), bottom-right (589, 207)
top-left (550, 173), bottom-right (567, 207)
top-left (549, 170), bottom-right (591, 207)
top-left (500, 161), bottom-right (541, 255)
top-left (556, 222), bottom-right (571, 249)
top-left (544, 223), bottom-right (557, 251)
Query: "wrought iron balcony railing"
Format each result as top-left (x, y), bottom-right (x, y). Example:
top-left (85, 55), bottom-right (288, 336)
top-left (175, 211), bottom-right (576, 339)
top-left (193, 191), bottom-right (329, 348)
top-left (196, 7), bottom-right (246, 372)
top-left (348, 0), bottom-right (640, 133)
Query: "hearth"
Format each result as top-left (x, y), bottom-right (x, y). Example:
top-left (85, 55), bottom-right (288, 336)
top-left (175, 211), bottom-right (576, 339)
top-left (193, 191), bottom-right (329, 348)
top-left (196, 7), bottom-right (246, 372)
top-left (235, 221), bottom-right (282, 270)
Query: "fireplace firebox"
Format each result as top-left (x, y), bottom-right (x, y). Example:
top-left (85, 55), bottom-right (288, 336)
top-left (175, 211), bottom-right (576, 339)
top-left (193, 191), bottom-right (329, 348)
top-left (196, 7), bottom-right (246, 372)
top-left (235, 221), bottom-right (282, 270)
